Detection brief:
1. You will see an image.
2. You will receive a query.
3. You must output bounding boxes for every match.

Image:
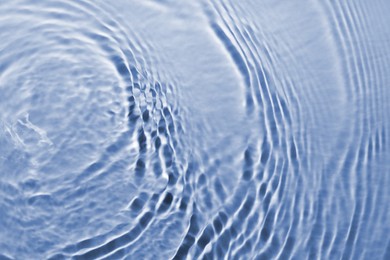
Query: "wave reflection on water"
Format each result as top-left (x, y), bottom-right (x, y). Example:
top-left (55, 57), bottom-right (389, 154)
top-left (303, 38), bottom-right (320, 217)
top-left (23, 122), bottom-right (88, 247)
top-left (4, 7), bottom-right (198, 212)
top-left (0, 0), bottom-right (389, 259)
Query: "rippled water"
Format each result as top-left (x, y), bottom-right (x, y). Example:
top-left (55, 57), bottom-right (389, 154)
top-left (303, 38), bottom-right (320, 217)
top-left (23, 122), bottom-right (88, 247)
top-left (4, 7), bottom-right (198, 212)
top-left (0, 0), bottom-right (389, 259)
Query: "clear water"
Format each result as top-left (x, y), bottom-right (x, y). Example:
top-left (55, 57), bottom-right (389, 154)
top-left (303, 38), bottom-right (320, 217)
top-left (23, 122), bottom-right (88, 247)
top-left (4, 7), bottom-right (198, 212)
top-left (0, 0), bottom-right (389, 259)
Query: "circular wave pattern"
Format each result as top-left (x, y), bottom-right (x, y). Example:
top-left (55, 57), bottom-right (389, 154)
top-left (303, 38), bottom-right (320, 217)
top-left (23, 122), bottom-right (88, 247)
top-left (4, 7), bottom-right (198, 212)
top-left (186, 1), bottom-right (390, 260)
top-left (0, 0), bottom-right (184, 259)
top-left (1, 0), bottom-right (389, 259)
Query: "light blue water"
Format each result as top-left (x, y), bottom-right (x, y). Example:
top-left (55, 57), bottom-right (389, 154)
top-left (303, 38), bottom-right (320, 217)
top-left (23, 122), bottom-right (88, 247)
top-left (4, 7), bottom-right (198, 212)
top-left (0, 0), bottom-right (389, 259)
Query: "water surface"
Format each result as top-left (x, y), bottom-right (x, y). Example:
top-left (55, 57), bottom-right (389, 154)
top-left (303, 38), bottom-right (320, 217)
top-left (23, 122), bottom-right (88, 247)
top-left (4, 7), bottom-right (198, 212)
top-left (0, 0), bottom-right (389, 259)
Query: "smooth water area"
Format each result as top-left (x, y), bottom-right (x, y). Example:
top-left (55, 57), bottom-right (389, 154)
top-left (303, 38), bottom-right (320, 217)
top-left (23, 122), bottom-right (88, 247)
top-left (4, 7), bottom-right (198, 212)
top-left (0, 0), bottom-right (389, 259)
